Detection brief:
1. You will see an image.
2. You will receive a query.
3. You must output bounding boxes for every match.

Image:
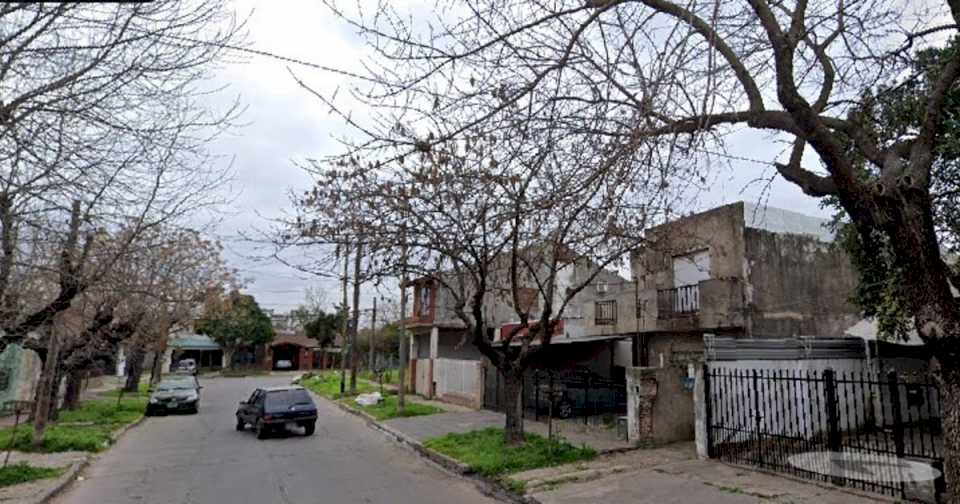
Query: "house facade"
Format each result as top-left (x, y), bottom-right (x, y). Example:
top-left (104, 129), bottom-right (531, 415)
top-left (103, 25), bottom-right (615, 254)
top-left (630, 201), bottom-right (862, 372)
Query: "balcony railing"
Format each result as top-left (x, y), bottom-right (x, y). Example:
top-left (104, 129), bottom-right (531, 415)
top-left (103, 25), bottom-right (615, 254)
top-left (657, 284), bottom-right (700, 319)
top-left (595, 300), bottom-right (617, 325)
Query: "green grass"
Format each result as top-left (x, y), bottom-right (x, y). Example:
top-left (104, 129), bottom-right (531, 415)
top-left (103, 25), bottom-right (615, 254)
top-left (343, 395), bottom-right (442, 421)
top-left (0, 463), bottom-right (65, 487)
top-left (423, 428), bottom-right (596, 477)
top-left (299, 373), bottom-right (380, 400)
top-left (358, 368), bottom-right (401, 384)
top-left (102, 382), bottom-right (150, 398)
top-left (0, 395), bottom-right (147, 453)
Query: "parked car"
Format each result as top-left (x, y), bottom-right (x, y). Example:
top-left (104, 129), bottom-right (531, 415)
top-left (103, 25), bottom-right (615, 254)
top-left (175, 358), bottom-right (198, 375)
top-left (236, 386), bottom-right (317, 439)
top-left (146, 379), bottom-right (200, 415)
top-left (275, 359), bottom-right (293, 370)
top-left (166, 374), bottom-right (201, 397)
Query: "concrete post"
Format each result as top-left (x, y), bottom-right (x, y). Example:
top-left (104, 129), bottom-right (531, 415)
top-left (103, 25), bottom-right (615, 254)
top-left (625, 367), bottom-right (658, 446)
top-left (694, 364), bottom-right (709, 459)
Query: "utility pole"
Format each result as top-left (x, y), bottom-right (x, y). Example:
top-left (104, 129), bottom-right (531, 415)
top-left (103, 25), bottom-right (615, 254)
top-left (368, 297), bottom-right (377, 372)
top-left (349, 242), bottom-right (363, 394)
top-left (339, 243), bottom-right (350, 396)
top-left (398, 228), bottom-right (408, 410)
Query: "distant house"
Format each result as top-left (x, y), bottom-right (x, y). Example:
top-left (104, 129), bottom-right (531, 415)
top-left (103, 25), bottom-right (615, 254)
top-left (162, 332), bottom-right (224, 372)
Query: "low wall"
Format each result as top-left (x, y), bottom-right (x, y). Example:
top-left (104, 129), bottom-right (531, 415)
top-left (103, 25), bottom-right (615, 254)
top-left (626, 366), bottom-right (695, 446)
top-left (434, 358), bottom-right (483, 409)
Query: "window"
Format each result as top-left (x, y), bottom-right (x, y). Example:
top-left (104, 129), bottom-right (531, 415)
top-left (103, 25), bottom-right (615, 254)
top-left (265, 389), bottom-right (314, 411)
top-left (595, 300), bottom-right (617, 325)
top-left (672, 250), bottom-right (710, 288)
top-left (417, 284), bottom-right (432, 317)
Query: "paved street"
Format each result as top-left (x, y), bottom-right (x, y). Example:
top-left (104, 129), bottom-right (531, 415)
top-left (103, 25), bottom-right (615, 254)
top-left (54, 374), bottom-right (499, 504)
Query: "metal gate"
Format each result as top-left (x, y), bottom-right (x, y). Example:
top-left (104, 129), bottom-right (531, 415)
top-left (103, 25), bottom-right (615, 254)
top-left (483, 365), bottom-right (626, 423)
top-left (705, 366), bottom-right (946, 502)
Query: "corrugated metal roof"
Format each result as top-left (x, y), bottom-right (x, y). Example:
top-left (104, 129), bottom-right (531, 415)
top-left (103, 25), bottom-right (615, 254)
top-left (705, 336), bottom-right (866, 361)
top-left (168, 333), bottom-right (221, 350)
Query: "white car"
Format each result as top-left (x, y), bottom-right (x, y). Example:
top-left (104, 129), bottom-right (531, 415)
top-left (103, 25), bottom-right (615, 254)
top-left (275, 360), bottom-right (293, 370)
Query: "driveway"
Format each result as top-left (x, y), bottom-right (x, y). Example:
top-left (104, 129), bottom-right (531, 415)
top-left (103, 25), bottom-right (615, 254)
top-left (53, 374), bottom-right (498, 504)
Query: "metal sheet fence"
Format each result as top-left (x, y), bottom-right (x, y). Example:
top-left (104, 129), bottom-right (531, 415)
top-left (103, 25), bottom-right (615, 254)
top-left (705, 366), bottom-right (945, 502)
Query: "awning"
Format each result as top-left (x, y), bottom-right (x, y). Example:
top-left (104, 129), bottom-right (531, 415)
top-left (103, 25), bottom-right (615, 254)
top-left (168, 333), bottom-right (221, 351)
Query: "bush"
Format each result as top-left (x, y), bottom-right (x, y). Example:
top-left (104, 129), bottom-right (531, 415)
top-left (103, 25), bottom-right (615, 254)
top-left (0, 463), bottom-right (65, 487)
top-left (424, 428), bottom-right (596, 477)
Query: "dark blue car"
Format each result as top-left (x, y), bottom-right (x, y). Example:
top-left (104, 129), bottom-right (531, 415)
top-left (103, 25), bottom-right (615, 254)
top-left (236, 386), bottom-right (317, 439)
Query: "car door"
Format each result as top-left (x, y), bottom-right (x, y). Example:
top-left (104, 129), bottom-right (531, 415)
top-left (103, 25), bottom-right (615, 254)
top-left (251, 390), bottom-right (266, 422)
top-left (242, 390), bottom-right (260, 423)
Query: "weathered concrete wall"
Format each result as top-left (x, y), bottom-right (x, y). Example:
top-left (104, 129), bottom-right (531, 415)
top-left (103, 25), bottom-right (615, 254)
top-left (436, 330), bottom-right (485, 360)
top-left (0, 344), bottom-right (40, 407)
top-left (647, 333), bottom-right (708, 370)
top-left (632, 203), bottom-right (748, 331)
top-left (743, 228), bottom-right (861, 337)
top-left (626, 366), bottom-right (695, 446)
top-left (632, 203), bottom-right (747, 293)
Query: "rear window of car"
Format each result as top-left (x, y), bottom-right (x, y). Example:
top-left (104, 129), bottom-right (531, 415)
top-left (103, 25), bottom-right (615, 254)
top-left (264, 389), bottom-right (313, 410)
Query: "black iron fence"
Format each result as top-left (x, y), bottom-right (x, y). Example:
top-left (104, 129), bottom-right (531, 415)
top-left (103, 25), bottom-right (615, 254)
top-left (705, 366), bottom-right (945, 502)
top-left (483, 366), bottom-right (626, 424)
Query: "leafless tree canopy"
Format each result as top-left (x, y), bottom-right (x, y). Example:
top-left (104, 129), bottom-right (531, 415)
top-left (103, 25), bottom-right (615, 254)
top-left (0, 1), bottom-right (245, 345)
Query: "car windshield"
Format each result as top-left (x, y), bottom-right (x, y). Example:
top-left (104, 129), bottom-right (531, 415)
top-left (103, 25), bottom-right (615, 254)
top-left (264, 389), bottom-right (313, 410)
top-left (155, 382), bottom-right (195, 392)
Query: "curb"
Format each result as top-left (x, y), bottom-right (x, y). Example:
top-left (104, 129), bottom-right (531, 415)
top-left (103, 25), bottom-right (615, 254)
top-left (35, 414), bottom-right (147, 503)
top-left (30, 456), bottom-right (91, 504)
top-left (109, 414), bottom-right (146, 444)
top-left (315, 392), bottom-right (534, 504)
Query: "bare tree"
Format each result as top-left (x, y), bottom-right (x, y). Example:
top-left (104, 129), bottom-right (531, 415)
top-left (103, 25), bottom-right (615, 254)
top-left (317, 0), bottom-right (960, 485)
top-left (0, 1), bottom-right (244, 350)
top-left (289, 131), bottom-right (679, 442)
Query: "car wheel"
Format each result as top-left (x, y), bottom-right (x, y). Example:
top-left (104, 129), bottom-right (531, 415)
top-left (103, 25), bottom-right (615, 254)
top-left (235, 416), bottom-right (245, 431)
top-left (191, 405), bottom-right (199, 415)
top-left (145, 408), bottom-right (153, 417)
top-left (303, 421), bottom-right (315, 436)
top-left (255, 420), bottom-right (268, 439)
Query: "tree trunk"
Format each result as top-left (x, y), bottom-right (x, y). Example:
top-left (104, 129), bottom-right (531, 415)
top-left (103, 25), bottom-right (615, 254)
top-left (48, 369), bottom-right (64, 422)
top-left (223, 347), bottom-right (235, 371)
top-left (32, 330), bottom-right (60, 448)
top-left (939, 359), bottom-right (960, 504)
top-left (62, 369), bottom-right (82, 411)
top-left (501, 366), bottom-right (525, 445)
top-left (149, 352), bottom-right (163, 385)
top-left (124, 346), bottom-right (145, 393)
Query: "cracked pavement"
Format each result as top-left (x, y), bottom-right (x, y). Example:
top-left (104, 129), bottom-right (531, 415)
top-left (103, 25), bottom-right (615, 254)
top-left (53, 374), bottom-right (498, 504)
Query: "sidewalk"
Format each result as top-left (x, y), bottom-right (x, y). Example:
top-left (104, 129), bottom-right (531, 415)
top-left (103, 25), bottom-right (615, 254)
top-left (383, 409), bottom-right (632, 452)
top-left (513, 442), bottom-right (886, 504)
top-left (0, 451), bottom-right (88, 504)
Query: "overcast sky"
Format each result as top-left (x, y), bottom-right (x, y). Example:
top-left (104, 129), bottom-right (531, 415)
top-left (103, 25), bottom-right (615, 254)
top-left (207, 1), bottom-right (829, 316)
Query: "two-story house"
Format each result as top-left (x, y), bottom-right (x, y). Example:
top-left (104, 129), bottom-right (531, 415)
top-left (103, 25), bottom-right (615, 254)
top-left (630, 201), bottom-right (862, 372)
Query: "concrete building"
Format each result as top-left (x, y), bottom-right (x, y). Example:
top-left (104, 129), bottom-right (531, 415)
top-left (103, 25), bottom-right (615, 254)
top-left (623, 201), bottom-right (865, 446)
top-left (630, 201), bottom-right (861, 371)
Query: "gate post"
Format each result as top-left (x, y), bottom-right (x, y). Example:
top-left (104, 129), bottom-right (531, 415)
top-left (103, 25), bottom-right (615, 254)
top-left (702, 363), bottom-right (712, 458)
top-left (824, 369), bottom-right (841, 453)
top-left (887, 371), bottom-right (905, 458)
top-left (752, 369), bottom-right (763, 465)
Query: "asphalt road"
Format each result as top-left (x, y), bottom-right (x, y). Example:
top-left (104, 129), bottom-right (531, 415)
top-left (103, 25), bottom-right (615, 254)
top-left (54, 374), bottom-right (499, 504)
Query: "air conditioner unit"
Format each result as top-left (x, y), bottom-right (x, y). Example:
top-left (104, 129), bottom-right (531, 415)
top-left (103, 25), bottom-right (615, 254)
top-left (595, 282), bottom-right (608, 295)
